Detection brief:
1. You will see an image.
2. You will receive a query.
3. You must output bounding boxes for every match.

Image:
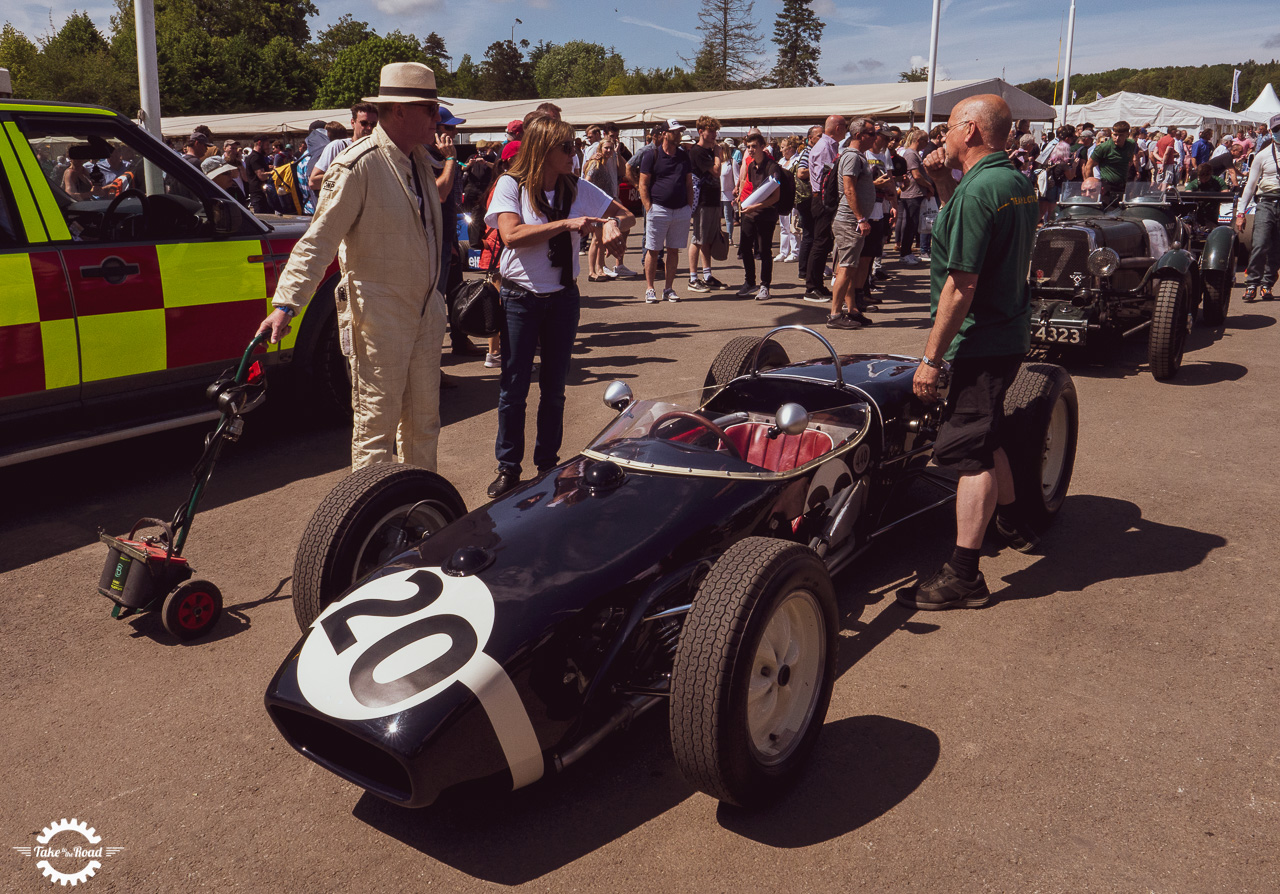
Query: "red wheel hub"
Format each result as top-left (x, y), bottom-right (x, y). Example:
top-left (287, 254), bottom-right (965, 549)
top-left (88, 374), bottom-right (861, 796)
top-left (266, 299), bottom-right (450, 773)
top-left (178, 591), bottom-right (215, 629)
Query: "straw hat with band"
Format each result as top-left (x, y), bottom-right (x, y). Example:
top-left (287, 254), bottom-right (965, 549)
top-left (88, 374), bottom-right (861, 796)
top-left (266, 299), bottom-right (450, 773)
top-left (362, 62), bottom-right (452, 106)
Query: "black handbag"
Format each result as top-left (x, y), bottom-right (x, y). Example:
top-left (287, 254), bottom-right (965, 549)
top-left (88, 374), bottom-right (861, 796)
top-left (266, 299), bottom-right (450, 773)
top-left (449, 244), bottom-right (503, 338)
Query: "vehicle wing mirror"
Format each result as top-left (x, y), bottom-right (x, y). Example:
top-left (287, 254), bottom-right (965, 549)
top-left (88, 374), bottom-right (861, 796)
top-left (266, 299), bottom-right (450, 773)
top-left (770, 402), bottom-right (809, 438)
top-left (210, 198), bottom-right (242, 235)
top-left (603, 380), bottom-right (633, 412)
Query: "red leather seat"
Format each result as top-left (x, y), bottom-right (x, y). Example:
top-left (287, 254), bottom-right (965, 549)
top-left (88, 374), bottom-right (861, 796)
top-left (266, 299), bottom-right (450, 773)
top-left (724, 423), bottom-right (833, 473)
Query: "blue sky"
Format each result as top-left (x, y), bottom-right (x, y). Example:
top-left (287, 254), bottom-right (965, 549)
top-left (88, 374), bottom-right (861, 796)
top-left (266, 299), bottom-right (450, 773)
top-left (6, 0), bottom-right (1276, 89)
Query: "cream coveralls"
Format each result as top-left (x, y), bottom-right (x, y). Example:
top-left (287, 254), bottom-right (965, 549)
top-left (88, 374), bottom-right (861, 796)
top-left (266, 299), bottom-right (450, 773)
top-left (272, 126), bottom-right (446, 470)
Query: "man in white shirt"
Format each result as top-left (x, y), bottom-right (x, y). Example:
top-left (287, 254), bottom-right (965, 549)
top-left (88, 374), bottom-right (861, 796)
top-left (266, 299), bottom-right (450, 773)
top-left (307, 102), bottom-right (378, 193)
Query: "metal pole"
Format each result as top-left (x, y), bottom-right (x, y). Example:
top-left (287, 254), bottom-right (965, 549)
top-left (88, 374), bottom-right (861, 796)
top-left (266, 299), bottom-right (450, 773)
top-left (923, 0), bottom-right (942, 130)
top-left (1060, 0), bottom-right (1077, 125)
top-left (134, 0), bottom-right (165, 196)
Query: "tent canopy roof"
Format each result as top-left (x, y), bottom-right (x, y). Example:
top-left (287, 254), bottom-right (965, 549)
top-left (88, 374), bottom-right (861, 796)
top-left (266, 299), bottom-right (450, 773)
top-left (1242, 83), bottom-right (1280, 123)
top-left (1059, 90), bottom-right (1261, 130)
top-left (157, 78), bottom-right (1055, 138)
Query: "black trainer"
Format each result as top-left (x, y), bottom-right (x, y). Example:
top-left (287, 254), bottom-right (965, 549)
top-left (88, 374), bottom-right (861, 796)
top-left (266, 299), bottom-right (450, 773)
top-left (704, 275), bottom-right (729, 290)
top-left (896, 563), bottom-right (990, 610)
top-left (487, 469), bottom-right (520, 498)
top-left (994, 514), bottom-right (1040, 553)
top-left (826, 312), bottom-right (861, 330)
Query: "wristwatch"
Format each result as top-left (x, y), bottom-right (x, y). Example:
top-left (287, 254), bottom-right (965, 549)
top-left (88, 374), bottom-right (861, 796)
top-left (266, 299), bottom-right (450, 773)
top-left (272, 304), bottom-right (296, 318)
top-left (921, 355), bottom-right (948, 370)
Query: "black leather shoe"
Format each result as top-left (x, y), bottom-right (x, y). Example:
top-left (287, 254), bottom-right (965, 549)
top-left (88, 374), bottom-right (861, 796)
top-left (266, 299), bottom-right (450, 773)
top-left (487, 469), bottom-right (520, 498)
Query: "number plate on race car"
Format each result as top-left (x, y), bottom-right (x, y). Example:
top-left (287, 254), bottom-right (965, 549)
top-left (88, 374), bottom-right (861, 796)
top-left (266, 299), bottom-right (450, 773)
top-left (1033, 323), bottom-right (1086, 345)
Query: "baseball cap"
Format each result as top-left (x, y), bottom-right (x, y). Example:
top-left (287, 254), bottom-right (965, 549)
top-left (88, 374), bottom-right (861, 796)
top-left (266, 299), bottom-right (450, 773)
top-left (501, 141), bottom-right (521, 162)
top-left (1079, 129), bottom-right (1095, 139)
top-left (189, 130), bottom-right (212, 145)
top-left (1270, 113), bottom-right (1280, 133)
top-left (438, 108), bottom-right (467, 127)
top-left (205, 162), bottom-right (239, 180)
top-left (666, 119), bottom-right (687, 132)
top-left (199, 155), bottom-right (225, 174)
top-left (507, 120), bottom-right (524, 137)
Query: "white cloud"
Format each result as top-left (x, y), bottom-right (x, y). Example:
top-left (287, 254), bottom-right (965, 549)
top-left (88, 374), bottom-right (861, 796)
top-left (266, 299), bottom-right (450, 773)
top-left (370, 0), bottom-right (443, 14)
top-left (618, 15), bottom-right (697, 42)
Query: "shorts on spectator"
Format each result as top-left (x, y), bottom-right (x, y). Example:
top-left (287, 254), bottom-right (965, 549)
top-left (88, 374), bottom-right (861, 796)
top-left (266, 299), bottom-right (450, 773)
top-left (690, 205), bottom-right (721, 245)
top-left (644, 204), bottom-right (692, 252)
top-left (831, 216), bottom-right (868, 268)
top-left (932, 353), bottom-right (1024, 472)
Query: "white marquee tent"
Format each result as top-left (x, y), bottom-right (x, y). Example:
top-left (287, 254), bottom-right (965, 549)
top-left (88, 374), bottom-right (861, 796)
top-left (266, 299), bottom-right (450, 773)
top-left (1242, 83), bottom-right (1280, 124)
top-left (1057, 91), bottom-right (1255, 132)
top-left (158, 78), bottom-right (1054, 140)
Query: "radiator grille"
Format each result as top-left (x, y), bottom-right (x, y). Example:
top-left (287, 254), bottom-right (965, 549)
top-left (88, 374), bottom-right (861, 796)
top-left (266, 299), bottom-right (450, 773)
top-left (1032, 229), bottom-right (1091, 290)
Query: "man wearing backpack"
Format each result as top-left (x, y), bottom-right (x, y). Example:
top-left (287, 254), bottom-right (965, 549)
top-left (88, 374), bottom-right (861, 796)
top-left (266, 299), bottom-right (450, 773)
top-left (804, 115), bottom-right (848, 301)
top-left (735, 132), bottom-right (783, 300)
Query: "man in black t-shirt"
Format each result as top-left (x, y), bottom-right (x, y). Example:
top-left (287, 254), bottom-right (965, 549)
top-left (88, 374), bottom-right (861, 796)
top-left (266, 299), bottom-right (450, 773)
top-left (736, 132), bottom-right (782, 300)
top-left (638, 120), bottom-right (694, 302)
top-left (243, 135), bottom-right (274, 215)
top-left (687, 115), bottom-right (727, 292)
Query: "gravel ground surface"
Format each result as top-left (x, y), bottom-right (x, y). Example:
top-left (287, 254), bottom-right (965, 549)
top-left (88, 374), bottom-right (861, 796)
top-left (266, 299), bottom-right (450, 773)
top-left (2, 251), bottom-right (1277, 893)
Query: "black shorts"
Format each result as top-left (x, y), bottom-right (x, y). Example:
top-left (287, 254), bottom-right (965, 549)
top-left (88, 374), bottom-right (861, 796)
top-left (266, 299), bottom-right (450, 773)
top-left (932, 353), bottom-right (1024, 472)
top-left (866, 218), bottom-right (887, 259)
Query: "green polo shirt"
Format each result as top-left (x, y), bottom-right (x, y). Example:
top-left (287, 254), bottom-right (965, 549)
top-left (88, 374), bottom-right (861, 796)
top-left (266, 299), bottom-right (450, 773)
top-left (1090, 138), bottom-right (1136, 185)
top-left (929, 151), bottom-right (1038, 361)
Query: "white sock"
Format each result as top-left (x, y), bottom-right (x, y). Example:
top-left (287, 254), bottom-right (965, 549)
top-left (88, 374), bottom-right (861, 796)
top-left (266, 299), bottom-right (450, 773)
top-left (702, 267), bottom-right (712, 278)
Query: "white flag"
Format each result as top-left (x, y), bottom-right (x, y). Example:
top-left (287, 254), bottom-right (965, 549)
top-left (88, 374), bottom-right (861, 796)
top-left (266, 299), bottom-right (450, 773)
top-left (1231, 69), bottom-right (1241, 105)
top-left (1095, 91), bottom-right (1102, 101)
top-left (1071, 90), bottom-right (1077, 102)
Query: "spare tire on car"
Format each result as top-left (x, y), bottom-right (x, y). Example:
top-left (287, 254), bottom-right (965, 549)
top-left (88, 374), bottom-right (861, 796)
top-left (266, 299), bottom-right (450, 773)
top-left (703, 335), bottom-right (791, 399)
top-left (1001, 362), bottom-right (1078, 531)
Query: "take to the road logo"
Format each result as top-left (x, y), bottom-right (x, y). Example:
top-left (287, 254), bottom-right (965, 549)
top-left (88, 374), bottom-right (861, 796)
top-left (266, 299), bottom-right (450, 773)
top-left (11, 818), bottom-right (124, 886)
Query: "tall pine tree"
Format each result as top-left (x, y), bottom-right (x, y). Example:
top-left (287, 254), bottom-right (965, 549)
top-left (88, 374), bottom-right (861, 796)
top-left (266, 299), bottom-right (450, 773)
top-left (769, 0), bottom-right (824, 88)
top-left (688, 0), bottom-right (765, 90)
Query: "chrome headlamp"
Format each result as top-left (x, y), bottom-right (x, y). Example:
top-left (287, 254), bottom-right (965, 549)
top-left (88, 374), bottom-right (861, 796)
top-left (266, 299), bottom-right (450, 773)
top-left (1086, 247), bottom-right (1120, 277)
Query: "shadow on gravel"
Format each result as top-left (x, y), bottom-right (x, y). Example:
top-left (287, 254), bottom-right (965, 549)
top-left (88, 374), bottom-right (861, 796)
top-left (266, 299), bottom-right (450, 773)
top-left (716, 715), bottom-right (939, 847)
top-left (1226, 311), bottom-right (1277, 330)
top-left (1164, 360), bottom-right (1248, 385)
top-left (994, 494), bottom-right (1227, 602)
top-left (351, 708), bottom-right (693, 884)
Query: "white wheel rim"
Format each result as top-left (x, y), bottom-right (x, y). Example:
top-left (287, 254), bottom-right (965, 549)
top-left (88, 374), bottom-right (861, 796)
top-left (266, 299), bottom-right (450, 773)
top-left (353, 503), bottom-right (450, 582)
top-left (747, 589), bottom-right (826, 766)
top-left (1041, 394), bottom-right (1070, 499)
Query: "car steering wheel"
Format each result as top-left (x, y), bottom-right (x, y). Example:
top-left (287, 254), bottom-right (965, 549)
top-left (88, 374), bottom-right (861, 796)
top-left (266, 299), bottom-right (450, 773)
top-left (102, 187), bottom-right (150, 241)
top-left (652, 410), bottom-right (742, 460)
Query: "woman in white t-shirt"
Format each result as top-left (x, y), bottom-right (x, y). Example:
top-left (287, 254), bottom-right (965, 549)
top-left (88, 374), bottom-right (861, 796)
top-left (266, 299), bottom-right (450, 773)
top-left (483, 116), bottom-right (635, 498)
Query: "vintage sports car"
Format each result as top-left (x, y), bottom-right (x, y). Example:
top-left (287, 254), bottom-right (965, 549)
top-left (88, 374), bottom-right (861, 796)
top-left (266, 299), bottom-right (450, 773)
top-left (264, 328), bottom-right (1079, 809)
top-left (1034, 183), bottom-right (1239, 379)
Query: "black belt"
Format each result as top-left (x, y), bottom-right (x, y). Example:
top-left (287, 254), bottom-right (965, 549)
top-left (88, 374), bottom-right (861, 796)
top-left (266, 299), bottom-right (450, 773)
top-left (1255, 194), bottom-right (1280, 202)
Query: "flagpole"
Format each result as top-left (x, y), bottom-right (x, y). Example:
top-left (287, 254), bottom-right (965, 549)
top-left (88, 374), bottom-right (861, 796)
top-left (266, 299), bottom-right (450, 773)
top-left (1051, 12), bottom-right (1063, 107)
top-left (1060, 0), bottom-right (1077, 124)
top-left (923, 0), bottom-right (942, 131)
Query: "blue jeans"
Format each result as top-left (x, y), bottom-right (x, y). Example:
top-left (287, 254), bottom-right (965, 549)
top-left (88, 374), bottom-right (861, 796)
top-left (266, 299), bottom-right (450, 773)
top-left (1245, 197), bottom-right (1280, 289)
top-left (722, 200), bottom-right (735, 242)
top-left (495, 283), bottom-right (581, 475)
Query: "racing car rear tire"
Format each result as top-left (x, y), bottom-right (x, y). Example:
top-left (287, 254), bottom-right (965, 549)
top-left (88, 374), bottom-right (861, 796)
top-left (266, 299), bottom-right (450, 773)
top-left (292, 464), bottom-right (467, 631)
top-left (1199, 260), bottom-right (1234, 327)
top-left (670, 537), bottom-right (837, 808)
top-left (703, 336), bottom-right (791, 397)
top-left (1148, 278), bottom-right (1191, 379)
top-left (1002, 363), bottom-right (1078, 531)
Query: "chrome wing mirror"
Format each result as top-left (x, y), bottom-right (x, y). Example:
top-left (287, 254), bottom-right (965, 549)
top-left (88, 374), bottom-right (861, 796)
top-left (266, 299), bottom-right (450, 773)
top-left (603, 381), bottom-right (634, 412)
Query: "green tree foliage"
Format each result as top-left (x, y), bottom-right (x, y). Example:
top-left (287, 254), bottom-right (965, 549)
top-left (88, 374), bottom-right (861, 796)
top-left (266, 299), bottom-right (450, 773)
top-left (769, 0), bottom-right (824, 88)
top-left (312, 14), bottom-right (373, 67)
top-left (21, 12), bottom-right (135, 110)
top-left (314, 33), bottom-right (424, 108)
top-left (899, 65), bottom-right (929, 83)
top-left (478, 40), bottom-right (535, 101)
top-left (421, 32), bottom-right (448, 64)
top-left (185, 0), bottom-right (317, 47)
top-left (1019, 60), bottom-right (1280, 111)
top-left (689, 0), bottom-right (765, 90)
top-left (450, 54), bottom-right (480, 99)
top-left (533, 41), bottom-right (625, 98)
top-left (0, 24), bottom-right (40, 97)
top-left (603, 66), bottom-right (699, 96)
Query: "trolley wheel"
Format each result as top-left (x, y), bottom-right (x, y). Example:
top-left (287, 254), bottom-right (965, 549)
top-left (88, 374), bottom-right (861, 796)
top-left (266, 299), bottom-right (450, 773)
top-left (162, 579), bottom-right (223, 641)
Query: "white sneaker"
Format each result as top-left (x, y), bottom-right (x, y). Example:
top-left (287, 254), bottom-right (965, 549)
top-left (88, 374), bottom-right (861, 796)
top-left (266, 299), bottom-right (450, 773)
top-left (603, 266), bottom-right (619, 279)
top-left (784, 253), bottom-right (798, 262)
top-left (902, 254), bottom-right (921, 266)
top-left (612, 263), bottom-right (638, 277)
top-left (774, 253), bottom-right (787, 261)
top-left (484, 352), bottom-right (500, 368)
top-left (644, 288), bottom-right (659, 304)
top-left (663, 288), bottom-right (681, 303)
top-left (755, 285), bottom-right (771, 301)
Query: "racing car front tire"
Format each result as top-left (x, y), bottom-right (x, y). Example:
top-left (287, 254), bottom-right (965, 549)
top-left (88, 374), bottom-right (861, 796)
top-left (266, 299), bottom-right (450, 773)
top-left (1002, 363), bottom-right (1078, 531)
top-left (1149, 278), bottom-right (1191, 379)
top-left (703, 336), bottom-right (791, 398)
top-left (292, 464), bottom-right (467, 630)
top-left (670, 537), bottom-right (837, 808)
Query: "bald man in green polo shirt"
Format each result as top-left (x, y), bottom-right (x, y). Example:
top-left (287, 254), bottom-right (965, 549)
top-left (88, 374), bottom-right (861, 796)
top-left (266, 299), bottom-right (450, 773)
top-left (897, 95), bottom-right (1039, 611)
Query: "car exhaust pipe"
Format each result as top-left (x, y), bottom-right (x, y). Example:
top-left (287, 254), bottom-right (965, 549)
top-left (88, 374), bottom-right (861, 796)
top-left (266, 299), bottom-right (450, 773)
top-left (552, 695), bottom-right (664, 773)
